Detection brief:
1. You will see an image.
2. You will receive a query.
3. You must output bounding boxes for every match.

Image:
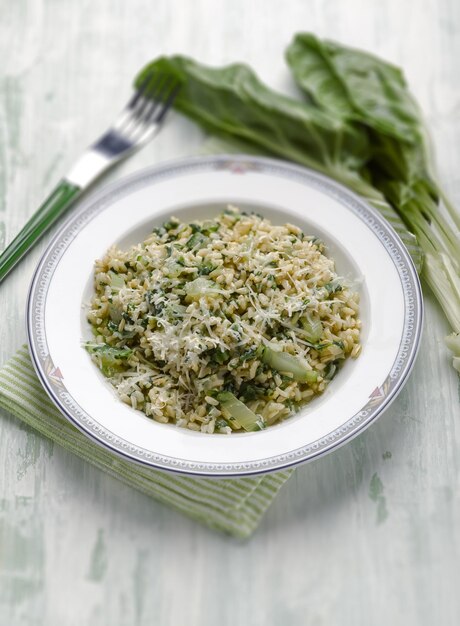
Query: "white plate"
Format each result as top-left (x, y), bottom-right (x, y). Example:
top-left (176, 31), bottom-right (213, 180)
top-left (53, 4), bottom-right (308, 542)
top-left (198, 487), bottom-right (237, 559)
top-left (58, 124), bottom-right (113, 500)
top-left (27, 155), bottom-right (423, 477)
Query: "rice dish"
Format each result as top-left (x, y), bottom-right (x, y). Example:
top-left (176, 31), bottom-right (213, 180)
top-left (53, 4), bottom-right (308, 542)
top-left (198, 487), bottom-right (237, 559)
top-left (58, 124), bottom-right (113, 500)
top-left (85, 207), bottom-right (361, 434)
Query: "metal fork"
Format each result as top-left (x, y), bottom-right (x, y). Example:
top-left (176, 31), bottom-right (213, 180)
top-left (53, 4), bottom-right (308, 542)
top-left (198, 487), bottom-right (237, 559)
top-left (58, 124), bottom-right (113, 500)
top-left (0, 71), bottom-right (179, 283)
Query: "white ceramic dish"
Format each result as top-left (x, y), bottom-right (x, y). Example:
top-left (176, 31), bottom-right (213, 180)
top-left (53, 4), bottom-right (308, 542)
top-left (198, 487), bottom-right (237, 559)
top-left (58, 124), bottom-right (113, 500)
top-left (27, 155), bottom-right (423, 477)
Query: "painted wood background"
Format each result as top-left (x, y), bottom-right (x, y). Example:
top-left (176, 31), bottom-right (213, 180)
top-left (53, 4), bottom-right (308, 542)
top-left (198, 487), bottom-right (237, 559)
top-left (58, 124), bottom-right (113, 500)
top-left (0, 0), bottom-right (459, 624)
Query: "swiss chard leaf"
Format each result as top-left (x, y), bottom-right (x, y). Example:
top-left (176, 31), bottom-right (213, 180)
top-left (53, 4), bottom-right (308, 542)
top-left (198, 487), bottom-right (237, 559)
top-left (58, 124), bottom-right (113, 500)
top-left (286, 33), bottom-right (423, 143)
top-left (136, 56), bottom-right (373, 192)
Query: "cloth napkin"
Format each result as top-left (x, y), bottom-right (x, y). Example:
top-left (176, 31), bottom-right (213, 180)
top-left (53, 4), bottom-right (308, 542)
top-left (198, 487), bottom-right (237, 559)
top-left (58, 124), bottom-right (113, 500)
top-left (0, 347), bottom-right (292, 538)
top-left (0, 140), bottom-right (421, 538)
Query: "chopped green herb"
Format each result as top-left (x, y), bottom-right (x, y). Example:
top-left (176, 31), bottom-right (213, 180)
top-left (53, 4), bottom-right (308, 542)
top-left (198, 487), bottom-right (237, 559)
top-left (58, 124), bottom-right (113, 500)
top-left (185, 232), bottom-right (208, 250)
top-left (239, 345), bottom-right (264, 364)
top-left (145, 288), bottom-right (166, 315)
top-left (162, 219), bottom-right (179, 231)
top-left (197, 262), bottom-right (216, 276)
top-left (325, 280), bottom-right (343, 295)
top-left (208, 348), bottom-right (230, 364)
top-left (239, 383), bottom-right (266, 401)
top-left (201, 221), bottom-right (219, 235)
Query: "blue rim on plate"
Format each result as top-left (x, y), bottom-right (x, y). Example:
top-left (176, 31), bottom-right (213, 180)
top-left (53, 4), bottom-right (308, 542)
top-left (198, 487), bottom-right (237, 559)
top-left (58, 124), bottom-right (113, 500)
top-left (26, 155), bottom-right (424, 477)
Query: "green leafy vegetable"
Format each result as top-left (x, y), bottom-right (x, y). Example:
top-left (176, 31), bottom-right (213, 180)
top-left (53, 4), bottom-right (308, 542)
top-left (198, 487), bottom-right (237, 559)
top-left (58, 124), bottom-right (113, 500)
top-left (207, 348), bottom-right (230, 365)
top-left (163, 219), bottom-right (179, 231)
top-left (200, 220), bottom-right (220, 235)
top-left (85, 343), bottom-right (132, 377)
top-left (214, 418), bottom-right (230, 432)
top-left (197, 261), bottom-right (216, 276)
top-left (238, 345), bottom-right (264, 364)
top-left (285, 33), bottom-right (422, 141)
top-left (185, 231), bottom-right (208, 250)
top-left (239, 382), bottom-right (266, 401)
top-left (324, 280), bottom-right (342, 295)
top-left (136, 56), bottom-right (374, 195)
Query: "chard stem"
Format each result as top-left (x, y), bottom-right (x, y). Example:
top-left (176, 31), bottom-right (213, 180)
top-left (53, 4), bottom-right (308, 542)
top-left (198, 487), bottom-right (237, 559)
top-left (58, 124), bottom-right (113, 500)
top-left (423, 253), bottom-right (460, 333)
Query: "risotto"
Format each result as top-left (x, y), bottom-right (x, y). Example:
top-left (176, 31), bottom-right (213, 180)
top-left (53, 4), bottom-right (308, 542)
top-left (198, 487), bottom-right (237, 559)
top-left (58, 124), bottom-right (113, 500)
top-left (85, 207), bottom-right (361, 434)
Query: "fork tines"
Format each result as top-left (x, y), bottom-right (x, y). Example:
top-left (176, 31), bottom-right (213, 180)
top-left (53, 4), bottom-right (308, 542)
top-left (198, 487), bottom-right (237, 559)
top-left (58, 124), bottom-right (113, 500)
top-left (130, 69), bottom-right (180, 125)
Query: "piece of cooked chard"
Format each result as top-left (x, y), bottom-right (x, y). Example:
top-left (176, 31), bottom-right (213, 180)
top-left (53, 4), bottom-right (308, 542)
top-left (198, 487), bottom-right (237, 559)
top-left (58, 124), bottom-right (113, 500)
top-left (85, 343), bottom-right (132, 377)
top-left (324, 361), bottom-right (338, 381)
top-left (184, 277), bottom-right (223, 301)
top-left (262, 344), bottom-right (318, 383)
top-left (300, 317), bottom-right (323, 342)
top-left (185, 231), bottom-right (208, 250)
top-left (217, 392), bottom-right (266, 432)
top-left (108, 270), bottom-right (125, 292)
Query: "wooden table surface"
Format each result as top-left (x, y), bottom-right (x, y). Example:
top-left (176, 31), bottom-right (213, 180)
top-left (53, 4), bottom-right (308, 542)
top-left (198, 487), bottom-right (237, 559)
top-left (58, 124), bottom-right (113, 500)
top-left (1, 1), bottom-right (459, 624)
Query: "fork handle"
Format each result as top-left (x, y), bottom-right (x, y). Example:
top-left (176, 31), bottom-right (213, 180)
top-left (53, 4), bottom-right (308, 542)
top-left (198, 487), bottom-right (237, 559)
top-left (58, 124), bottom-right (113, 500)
top-left (0, 180), bottom-right (81, 284)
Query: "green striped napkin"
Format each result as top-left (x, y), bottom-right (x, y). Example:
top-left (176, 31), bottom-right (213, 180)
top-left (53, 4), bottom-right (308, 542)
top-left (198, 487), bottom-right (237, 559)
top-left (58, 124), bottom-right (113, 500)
top-left (0, 141), bottom-right (422, 539)
top-left (0, 347), bottom-right (292, 538)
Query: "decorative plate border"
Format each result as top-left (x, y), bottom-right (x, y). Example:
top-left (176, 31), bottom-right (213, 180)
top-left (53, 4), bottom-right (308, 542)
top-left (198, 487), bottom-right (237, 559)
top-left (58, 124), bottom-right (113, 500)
top-left (26, 155), bottom-right (423, 477)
